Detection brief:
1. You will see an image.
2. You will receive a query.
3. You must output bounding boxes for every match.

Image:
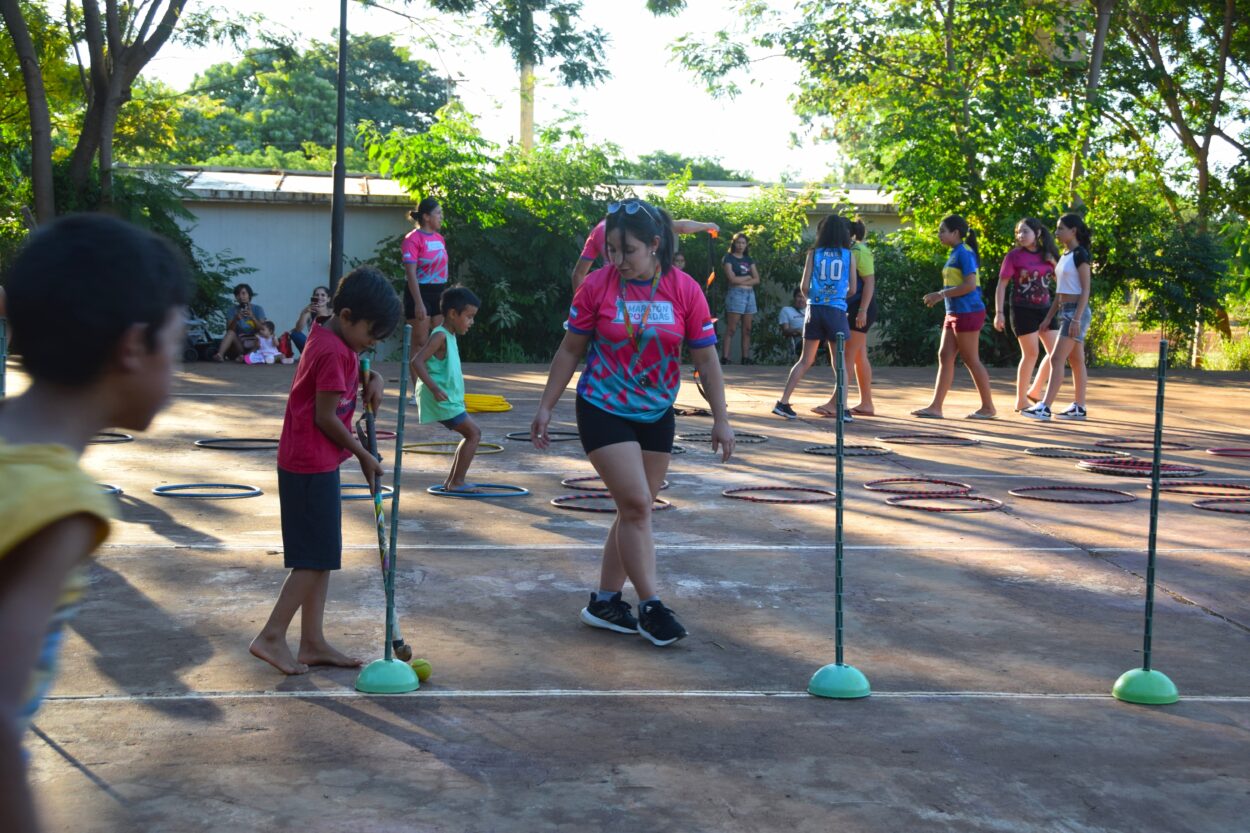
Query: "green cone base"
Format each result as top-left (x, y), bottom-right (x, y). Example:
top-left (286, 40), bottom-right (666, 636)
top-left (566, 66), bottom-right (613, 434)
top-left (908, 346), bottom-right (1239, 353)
top-left (355, 658), bottom-right (420, 694)
top-left (808, 663), bottom-right (871, 699)
top-left (1112, 668), bottom-right (1178, 705)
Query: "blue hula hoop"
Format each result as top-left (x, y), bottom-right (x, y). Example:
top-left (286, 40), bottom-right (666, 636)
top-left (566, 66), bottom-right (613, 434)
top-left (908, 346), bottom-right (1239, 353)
top-left (427, 483), bottom-right (529, 498)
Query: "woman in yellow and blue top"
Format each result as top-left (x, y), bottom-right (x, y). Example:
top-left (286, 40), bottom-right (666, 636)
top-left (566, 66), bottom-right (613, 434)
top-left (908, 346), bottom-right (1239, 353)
top-left (912, 214), bottom-right (997, 420)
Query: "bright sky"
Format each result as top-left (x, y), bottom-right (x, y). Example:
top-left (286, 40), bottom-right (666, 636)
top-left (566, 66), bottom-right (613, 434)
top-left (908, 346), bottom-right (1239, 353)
top-left (145, 0), bottom-right (842, 182)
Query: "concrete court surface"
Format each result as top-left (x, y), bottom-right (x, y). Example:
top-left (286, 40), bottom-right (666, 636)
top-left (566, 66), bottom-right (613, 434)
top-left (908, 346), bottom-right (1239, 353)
top-left (7, 357), bottom-right (1250, 833)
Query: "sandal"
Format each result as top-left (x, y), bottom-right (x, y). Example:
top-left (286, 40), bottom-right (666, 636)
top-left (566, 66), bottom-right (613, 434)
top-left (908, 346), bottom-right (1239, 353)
top-left (809, 405), bottom-right (837, 417)
top-left (910, 409), bottom-right (943, 419)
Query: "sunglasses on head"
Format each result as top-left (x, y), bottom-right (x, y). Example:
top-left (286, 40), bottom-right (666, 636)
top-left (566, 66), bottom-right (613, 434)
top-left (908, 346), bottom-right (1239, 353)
top-left (607, 199), bottom-right (661, 226)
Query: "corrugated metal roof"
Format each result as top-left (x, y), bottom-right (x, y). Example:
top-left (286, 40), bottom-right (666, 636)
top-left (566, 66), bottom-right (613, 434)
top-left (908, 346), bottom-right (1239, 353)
top-left (167, 167), bottom-right (895, 212)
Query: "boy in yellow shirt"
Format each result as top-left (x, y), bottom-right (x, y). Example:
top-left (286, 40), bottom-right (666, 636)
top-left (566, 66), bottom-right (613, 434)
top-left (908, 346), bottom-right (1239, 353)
top-left (0, 215), bottom-right (190, 832)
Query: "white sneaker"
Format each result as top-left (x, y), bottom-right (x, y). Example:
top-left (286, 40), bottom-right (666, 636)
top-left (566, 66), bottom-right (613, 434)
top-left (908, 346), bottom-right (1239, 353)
top-left (408, 392), bottom-right (418, 406)
top-left (1021, 403), bottom-right (1051, 420)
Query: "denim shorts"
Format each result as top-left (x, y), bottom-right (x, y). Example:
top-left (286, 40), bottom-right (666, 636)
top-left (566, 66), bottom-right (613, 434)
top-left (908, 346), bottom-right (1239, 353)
top-left (725, 286), bottom-right (758, 315)
top-left (1057, 303), bottom-right (1092, 343)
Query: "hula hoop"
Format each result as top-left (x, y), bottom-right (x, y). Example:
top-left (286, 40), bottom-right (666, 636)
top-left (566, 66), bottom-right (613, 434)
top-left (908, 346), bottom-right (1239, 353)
top-left (1025, 446), bottom-right (1133, 460)
top-left (721, 486), bottom-right (837, 504)
top-left (1096, 438), bottom-right (1192, 451)
top-left (427, 483), bottom-right (529, 498)
top-left (674, 406), bottom-right (712, 417)
top-left (1076, 459), bottom-right (1204, 478)
top-left (1207, 447), bottom-right (1250, 458)
top-left (506, 430), bottom-right (579, 442)
top-left (885, 494), bottom-right (1003, 512)
top-left (99, 484), bottom-right (123, 496)
top-left (677, 430), bottom-right (768, 444)
top-left (550, 494), bottom-right (673, 513)
top-left (561, 475), bottom-right (669, 492)
top-left (403, 441), bottom-right (504, 455)
top-left (864, 477), bottom-right (972, 496)
top-left (1157, 481), bottom-right (1250, 497)
top-left (876, 433), bottom-right (980, 446)
top-left (90, 431), bottom-right (133, 444)
top-left (1192, 498), bottom-right (1250, 514)
top-left (670, 444), bottom-right (686, 455)
top-left (152, 483), bottom-right (262, 499)
top-left (805, 444), bottom-right (892, 457)
top-left (375, 430), bottom-right (397, 440)
top-left (194, 437), bottom-right (279, 451)
top-left (1007, 485), bottom-right (1137, 504)
top-left (341, 483), bottom-right (394, 501)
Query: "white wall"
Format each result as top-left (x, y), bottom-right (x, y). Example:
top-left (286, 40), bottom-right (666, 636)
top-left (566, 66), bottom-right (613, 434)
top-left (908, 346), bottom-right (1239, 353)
top-left (183, 200), bottom-right (411, 336)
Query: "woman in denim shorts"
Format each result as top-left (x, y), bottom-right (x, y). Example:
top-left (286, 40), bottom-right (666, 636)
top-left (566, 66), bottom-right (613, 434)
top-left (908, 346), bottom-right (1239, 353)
top-left (1022, 214), bottom-right (1093, 422)
top-left (721, 233), bottom-right (760, 364)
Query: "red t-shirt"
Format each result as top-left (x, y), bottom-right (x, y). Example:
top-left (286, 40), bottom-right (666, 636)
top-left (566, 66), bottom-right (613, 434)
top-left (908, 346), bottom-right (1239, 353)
top-left (277, 323), bottom-right (360, 473)
top-left (998, 247), bottom-right (1055, 309)
top-left (579, 221), bottom-right (606, 262)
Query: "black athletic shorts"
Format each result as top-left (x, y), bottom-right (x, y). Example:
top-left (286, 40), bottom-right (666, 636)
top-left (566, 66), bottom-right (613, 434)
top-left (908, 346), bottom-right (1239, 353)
top-left (846, 296), bottom-right (878, 334)
top-left (1010, 305), bottom-right (1057, 337)
top-left (278, 467), bottom-right (342, 570)
top-left (404, 284), bottom-right (446, 319)
top-left (576, 396), bottom-right (675, 455)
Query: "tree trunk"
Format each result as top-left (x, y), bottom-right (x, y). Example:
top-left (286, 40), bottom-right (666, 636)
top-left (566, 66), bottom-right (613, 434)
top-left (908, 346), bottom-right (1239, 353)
top-left (1, 0), bottom-right (56, 223)
top-left (519, 61), bottom-right (535, 152)
top-left (1068, 0), bottom-right (1115, 209)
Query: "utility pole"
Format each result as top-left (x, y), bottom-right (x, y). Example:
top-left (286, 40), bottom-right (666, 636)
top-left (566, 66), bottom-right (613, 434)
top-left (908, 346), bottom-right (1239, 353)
top-left (329, 0), bottom-right (349, 285)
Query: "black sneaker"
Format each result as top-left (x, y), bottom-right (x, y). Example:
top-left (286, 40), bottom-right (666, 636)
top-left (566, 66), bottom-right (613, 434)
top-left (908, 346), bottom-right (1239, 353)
top-left (773, 400), bottom-right (797, 419)
top-left (638, 600), bottom-right (688, 646)
top-left (580, 593), bottom-right (638, 634)
top-left (1021, 403), bottom-right (1051, 420)
top-left (842, 409), bottom-right (854, 423)
top-left (1056, 403), bottom-right (1087, 421)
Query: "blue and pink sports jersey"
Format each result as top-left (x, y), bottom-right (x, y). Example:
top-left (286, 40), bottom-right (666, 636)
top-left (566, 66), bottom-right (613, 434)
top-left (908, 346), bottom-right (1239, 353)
top-left (568, 265), bottom-right (717, 422)
top-left (579, 221), bottom-right (606, 262)
top-left (401, 228), bottom-right (449, 285)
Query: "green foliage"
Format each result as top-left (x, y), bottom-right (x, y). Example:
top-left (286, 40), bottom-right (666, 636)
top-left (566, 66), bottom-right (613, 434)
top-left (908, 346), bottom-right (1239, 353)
top-left (619, 151), bottom-right (753, 182)
top-left (870, 230), bottom-right (946, 366)
top-left (1203, 333), bottom-right (1250, 371)
top-left (163, 34), bottom-right (445, 165)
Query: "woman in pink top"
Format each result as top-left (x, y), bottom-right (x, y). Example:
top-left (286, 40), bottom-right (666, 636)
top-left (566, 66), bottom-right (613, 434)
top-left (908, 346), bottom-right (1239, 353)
top-left (994, 217), bottom-right (1060, 412)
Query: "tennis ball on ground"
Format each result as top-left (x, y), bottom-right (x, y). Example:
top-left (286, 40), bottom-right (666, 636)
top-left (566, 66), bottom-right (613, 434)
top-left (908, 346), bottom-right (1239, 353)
top-left (409, 658), bottom-right (432, 682)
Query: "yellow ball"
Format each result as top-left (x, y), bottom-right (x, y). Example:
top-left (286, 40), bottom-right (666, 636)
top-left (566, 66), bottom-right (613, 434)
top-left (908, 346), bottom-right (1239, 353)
top-left (409, 658), bottom-right (432, 682)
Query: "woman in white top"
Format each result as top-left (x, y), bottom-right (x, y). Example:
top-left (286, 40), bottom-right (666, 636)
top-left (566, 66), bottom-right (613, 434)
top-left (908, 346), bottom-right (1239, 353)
top-left (1022, 214), bottom-right (1092, 421)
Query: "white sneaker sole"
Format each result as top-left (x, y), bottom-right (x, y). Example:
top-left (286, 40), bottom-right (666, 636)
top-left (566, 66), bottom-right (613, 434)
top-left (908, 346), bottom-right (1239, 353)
top-left (579, 607), bottom-right (637, 634)
top-left (638, 624), bottom-right (688, 646)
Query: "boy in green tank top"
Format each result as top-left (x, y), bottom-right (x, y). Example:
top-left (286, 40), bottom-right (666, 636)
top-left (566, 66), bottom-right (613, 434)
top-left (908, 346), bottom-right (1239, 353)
top-left (412, 286), bottom-right (483, 493)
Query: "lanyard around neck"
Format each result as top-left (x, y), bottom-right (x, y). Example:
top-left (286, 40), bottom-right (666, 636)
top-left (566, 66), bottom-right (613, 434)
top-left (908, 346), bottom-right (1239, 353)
top-left (619, 269), bottom-right (662, 352)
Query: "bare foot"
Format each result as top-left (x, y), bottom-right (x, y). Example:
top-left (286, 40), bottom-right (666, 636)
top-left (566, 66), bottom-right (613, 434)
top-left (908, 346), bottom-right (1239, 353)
top-left (250, 634), bottom-right (308, 675)
top-left (443, 483), bottom-right (483, 494)
top-left (298, 642), bottom-right (364, 668)
top-left (850, 404), bottom-right (875, 416)
top-left (911, 408), bottom-right (943, 419)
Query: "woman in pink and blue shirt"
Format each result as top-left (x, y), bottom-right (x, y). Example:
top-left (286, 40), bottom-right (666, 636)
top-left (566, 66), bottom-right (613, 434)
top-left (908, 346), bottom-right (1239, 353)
top-left (532, 199), bottom-right (735, 648)
top-left (401, 197), bottom-right (449, 355)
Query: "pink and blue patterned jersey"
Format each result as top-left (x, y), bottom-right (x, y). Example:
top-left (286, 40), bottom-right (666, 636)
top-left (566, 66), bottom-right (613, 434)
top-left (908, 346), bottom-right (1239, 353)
top-left (401, 228), bottom-right (448, 285)
top-left (568, 265), bottom-right (717, 422)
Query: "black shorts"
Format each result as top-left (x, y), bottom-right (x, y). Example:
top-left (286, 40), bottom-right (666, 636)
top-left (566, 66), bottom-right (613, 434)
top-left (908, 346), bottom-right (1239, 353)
top-left (278, 467), bottom-right (342, 570)
top-left (576, 396), bottom-right (675, 455)
top-left (846, 296), bottom-right (878, 333)
top-left (404, 284), bottom-right (446, 319)
top-left (803, 305), bottom-right (850, 342)
top-left (1010, 305), bottom-right (1057, 337)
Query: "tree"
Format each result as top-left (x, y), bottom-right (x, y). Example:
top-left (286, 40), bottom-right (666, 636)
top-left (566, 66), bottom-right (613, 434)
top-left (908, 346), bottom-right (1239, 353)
top-left (675, 0), bottom-right (1085, 238)
top-left (618, 150), bottom-right (752, 182)
top-left (167, 33), bottom-right (446, 164)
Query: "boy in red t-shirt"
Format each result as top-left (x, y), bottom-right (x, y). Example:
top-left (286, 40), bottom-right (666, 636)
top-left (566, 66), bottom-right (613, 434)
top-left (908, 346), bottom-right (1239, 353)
top-left (249, 267), bottom-right (401, 675)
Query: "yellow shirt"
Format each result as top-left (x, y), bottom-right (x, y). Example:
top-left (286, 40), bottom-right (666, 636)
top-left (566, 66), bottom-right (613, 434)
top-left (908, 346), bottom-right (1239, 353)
top-left (0, 440), bottom-right (113, 733)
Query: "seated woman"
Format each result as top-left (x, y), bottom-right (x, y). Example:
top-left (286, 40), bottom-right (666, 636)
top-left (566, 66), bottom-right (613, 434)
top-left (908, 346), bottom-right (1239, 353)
top-left (288, 285), bottom-right (331, 354)
top-left (212, 283), bottom-right (267, 361)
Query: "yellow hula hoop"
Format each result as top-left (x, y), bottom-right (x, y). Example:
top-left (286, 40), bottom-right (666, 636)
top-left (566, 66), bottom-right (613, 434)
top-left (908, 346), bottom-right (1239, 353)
top-left (402, 441), bottom-right (505, 455)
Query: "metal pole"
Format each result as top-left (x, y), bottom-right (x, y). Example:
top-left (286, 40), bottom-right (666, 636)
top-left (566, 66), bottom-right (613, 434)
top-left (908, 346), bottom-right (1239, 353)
top-left (0, 318), bottom-right (7, 399)
top-left (835, 332), bottom-right (846, 666)
top-left (387, 326), bottom-right (413, 651)
top-left (1142, 339), bottom-right (1168, 672)
top-left (328, 0), bottom-right (348, 285)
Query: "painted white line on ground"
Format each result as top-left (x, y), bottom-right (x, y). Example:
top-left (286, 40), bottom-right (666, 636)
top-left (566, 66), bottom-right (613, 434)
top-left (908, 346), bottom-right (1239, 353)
top-left (97, 542), bottom-right (1247, 554)
top-left (41, 689), bottom-right (1250, 704)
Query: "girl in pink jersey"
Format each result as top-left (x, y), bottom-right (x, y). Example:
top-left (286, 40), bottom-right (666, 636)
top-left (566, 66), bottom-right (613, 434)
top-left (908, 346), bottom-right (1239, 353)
top-left (532, 199), bottom-right (735, 647)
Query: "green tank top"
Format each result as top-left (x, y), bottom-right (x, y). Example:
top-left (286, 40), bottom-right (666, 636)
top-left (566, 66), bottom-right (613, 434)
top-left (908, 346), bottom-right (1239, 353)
top-left (417, 325), bottom-right (465, 423)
